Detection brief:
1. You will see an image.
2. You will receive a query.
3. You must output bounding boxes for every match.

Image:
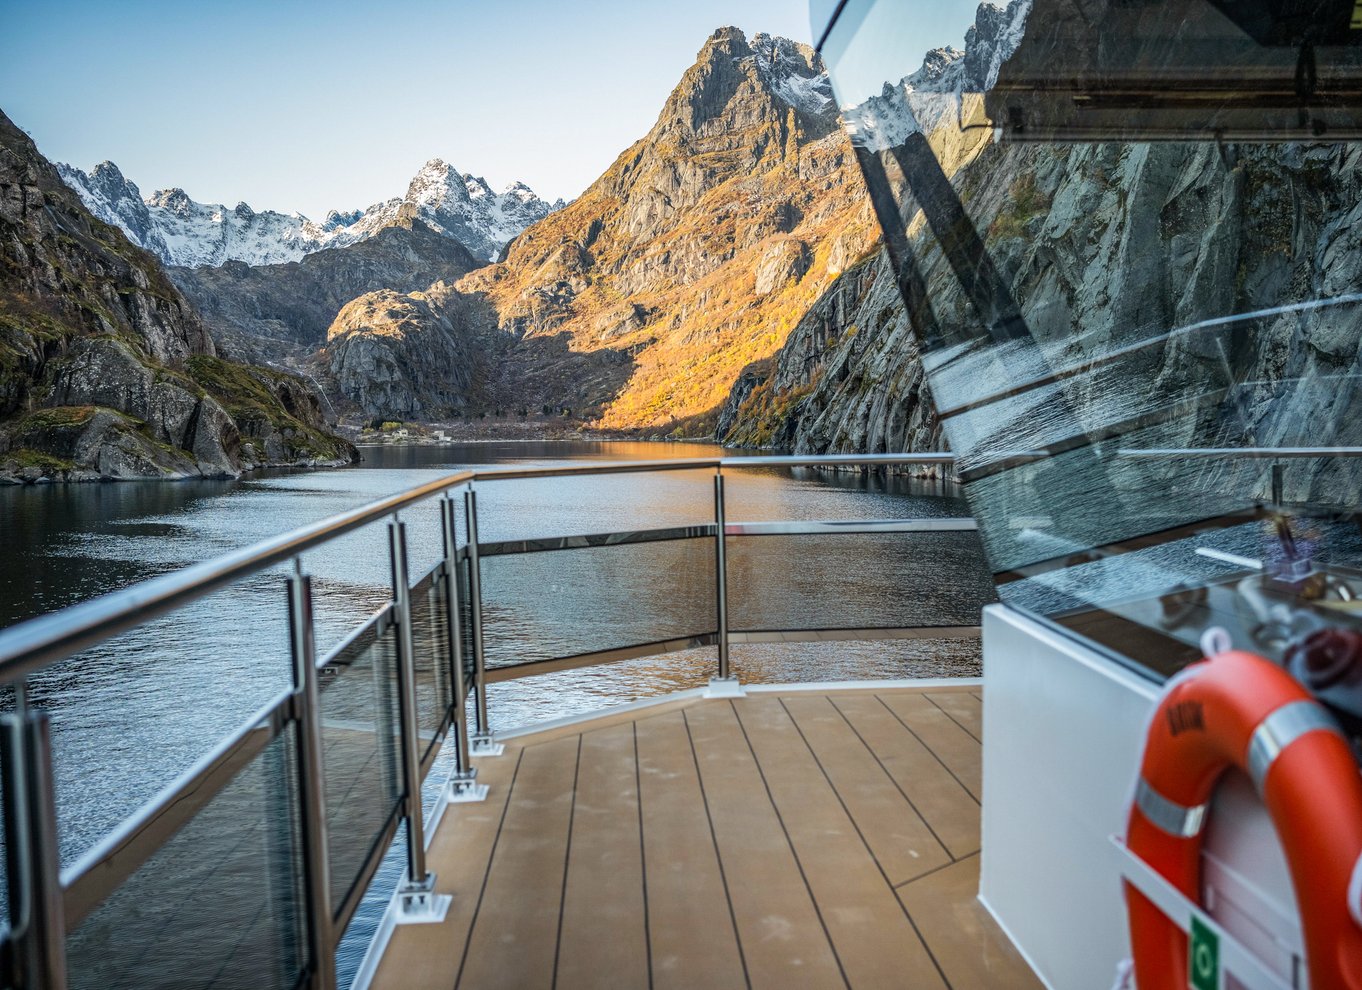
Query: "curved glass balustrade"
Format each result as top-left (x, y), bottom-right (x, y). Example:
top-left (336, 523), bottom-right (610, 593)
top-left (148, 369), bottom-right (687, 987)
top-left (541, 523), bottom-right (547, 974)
top-left (0, 453), bottom-right (981, 989)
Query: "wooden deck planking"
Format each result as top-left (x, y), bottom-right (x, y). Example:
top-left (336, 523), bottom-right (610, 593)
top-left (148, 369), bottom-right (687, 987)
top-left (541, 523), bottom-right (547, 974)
top-left (879, 693), bottom-right (984, 801)
top-left (555, 723), bottom-right (650, 990)
top-left (777, 694), bottom-right (951, 885)
top-left (897, 856), bottom-right (1044, 989)
top-left (369, 740), bottom-right (522, 990)
top-left (634, 710), bottom-right (747, 990)
top-left (374, 685), bottom-right (1037, 990)
top-left (926, 692), bottom-right (983, 742)
top-left (830, 694), bottom-right (981, 858)
top-left (733, 696), bottom-right (949, 989)
top-left (458, 735), bottom-right (581, 990)
top-left (683, 701), bottom-right (846, 989)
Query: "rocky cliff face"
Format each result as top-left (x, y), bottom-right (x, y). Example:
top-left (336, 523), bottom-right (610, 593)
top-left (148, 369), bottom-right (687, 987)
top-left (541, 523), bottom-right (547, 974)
top-left (324, 283), bottom-right (487, 421)
top-left (58, 157), bottom-right (560, 267)
top-left (451, 27), bottom-right (880, 432)
top-left (34, 28), bottom-right (881, 431)
top-left (168, 220), bottom-right (484, 365)
top-left (0, 110), bottom-right (354, 482)
top-left (716, 250), bottom-right (941, 455)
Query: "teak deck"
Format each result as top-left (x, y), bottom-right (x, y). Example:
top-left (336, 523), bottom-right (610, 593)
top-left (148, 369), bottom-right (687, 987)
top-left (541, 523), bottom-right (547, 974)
top-left (372, 685), bottom-right (1040, 989)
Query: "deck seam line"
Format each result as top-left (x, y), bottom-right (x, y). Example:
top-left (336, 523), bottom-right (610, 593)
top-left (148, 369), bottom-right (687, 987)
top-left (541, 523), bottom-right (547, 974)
top-left (632, 721), bottom-right (655, 990)
top-left (898, 890), bottom-right (958, 990)
top-left (826, 696), bottom-right (956, 861)
top-left (730, 699), bottom-right (851, 990)
top-left (774, 696), bottom-right (953, 990)
top-left (924, 694), bottom-right (982, 744)
top-left (454, 746), bottom-right (526, 990)
top-left (892, 849), bottom-right (981, 889)
top-left (550, 734), bottom-right (584, 989)
top-left (516, 699), bottom-right (697, 747)
top-left (778, 695), bottom-right (918, 885)
top-left (682, 706), bottom-right (752, 990)
top-left (875, 695), bottom-right (981, 807)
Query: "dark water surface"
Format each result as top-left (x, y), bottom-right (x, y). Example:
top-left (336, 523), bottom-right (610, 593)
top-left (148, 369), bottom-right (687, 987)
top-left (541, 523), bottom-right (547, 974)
top-left (0, 440), bottom-right (992, 985)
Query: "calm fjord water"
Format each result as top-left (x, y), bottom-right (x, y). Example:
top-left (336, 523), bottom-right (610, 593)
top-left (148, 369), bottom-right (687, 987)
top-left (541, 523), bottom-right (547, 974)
top-left (0, 440), bottom-right (991, 978)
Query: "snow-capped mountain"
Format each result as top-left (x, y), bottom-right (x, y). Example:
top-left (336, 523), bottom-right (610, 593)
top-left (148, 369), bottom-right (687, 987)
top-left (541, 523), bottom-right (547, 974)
top-left (57, 158), bottom-right (563, 269)
top-left (840, 0), bottom-right (1032, 152)
top-left (749, 32), bottom-right (835, 120)
top-left (317, 159), bottom-right (566, 263)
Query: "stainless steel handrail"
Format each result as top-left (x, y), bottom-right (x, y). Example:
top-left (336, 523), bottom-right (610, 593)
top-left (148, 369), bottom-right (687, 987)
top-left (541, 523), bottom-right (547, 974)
top-left (0, 469), bottom-right (472, 679)
top-left (3, 443), bottom-right (1347, 679)
top-left (0, 454), bottom-right (958, 678)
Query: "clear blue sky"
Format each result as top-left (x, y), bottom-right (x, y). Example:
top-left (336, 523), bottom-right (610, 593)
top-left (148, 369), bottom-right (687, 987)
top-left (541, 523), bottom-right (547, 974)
top-left (1, 0), bottom-right (986, 218)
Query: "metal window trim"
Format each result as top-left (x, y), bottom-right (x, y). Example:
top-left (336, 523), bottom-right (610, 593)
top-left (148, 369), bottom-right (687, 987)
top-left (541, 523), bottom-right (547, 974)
top-left (59, 690), bottom-right (294, 928)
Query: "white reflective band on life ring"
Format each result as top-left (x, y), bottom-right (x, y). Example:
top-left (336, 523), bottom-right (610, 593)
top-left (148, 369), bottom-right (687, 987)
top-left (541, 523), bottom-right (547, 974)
top-left (1245, 700), bottom-right (1343, 794)
top-left (1350, 849), bottom-right (1362, 930)
top-left (1134, 777), bottom-right (1208, 838)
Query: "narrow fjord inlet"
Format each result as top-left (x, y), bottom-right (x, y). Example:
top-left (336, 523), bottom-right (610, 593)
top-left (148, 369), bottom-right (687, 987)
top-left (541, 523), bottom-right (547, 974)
top-left (5, 0), bottom-right (1362, 988)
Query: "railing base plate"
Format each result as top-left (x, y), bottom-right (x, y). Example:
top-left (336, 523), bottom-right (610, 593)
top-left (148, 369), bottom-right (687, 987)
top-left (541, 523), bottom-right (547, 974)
top-left (395, 872), bottom-right (450, 924)
top-left (396, 890), bottom-right (452, 925)
top-left (446, 771), bottom-right (489, 803)
top-left (704, 676), bottom-right (745, 699)
top-left (470, 734), bottom-right (505, 757)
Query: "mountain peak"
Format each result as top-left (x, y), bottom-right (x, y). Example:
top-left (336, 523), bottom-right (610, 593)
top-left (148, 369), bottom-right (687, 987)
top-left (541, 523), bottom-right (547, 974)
top-left (703, 25), bottom-right (750, 52)
top-left (150, 188), bottom-right (193, 217)
top-left (58, 153), bottom-right (560, 268)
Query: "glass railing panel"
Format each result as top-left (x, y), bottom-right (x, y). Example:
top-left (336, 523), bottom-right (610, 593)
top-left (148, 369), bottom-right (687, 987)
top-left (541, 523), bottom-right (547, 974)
top-left (318, 619), bottom-right (403, 918)
top-left (485, 648), bottom-right (715, 728)
top-left (721, 464), bottom-right (968, 523)
top-left (478, 539), bottom-right (717, 668)
top-left (64, 728), bottom-right (305, 990)
top-left (9, 580), bottom-right (294, 875)
top-left (472, 468), bottom-right (717, 544)
top-left (410, 570), bottom-right (453, 763)
top-left (457, 556), bottom-right (475, 688)
top-left (306, 523), bottom-right (397, 659)
top-left (727, 531), bottom-right (996, 632)
top-left (730, 638), bottom-right (982, 683)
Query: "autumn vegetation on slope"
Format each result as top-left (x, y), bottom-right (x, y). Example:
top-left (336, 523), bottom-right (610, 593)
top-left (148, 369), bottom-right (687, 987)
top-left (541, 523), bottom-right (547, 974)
top-left (454, 28), bottom-right (881, 435)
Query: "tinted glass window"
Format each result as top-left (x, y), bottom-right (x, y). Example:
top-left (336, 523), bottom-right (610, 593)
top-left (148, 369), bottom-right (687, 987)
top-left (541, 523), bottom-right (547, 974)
top-left (819, 0), bottom-right (1362, 683)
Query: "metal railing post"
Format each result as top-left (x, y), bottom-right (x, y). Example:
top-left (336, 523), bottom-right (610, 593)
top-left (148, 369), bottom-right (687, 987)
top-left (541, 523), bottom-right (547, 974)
top-left (463, 489), bottom-right (502, 757)
top-left (441, 495), bottom-right (486, 801)
top-left (1272, 462), bottom-right (1284, 506)
top-left (286, 570), bottom-right (336, 990)
top-left (707, 470), bottom-right (741, 696)
top-left (387, 519), bottom-right (447, 921)
top-left (2, 685), bottom-right (68, 990)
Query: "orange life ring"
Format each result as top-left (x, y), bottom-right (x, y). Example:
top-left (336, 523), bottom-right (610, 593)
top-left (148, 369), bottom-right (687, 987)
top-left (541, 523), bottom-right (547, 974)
top-left (1125, 649), bottom-right (1362, 990)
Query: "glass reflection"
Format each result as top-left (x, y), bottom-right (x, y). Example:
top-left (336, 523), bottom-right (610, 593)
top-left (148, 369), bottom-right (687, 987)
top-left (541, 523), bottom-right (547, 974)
top-left (819, 0), bottom-right (1362, 684)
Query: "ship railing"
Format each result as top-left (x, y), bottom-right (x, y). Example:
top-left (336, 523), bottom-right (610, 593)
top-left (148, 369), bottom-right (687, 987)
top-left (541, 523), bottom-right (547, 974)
top-left (3, 444), bottom-right (1345, 989)
top-left (0, 452), bottom-right (981, 990)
